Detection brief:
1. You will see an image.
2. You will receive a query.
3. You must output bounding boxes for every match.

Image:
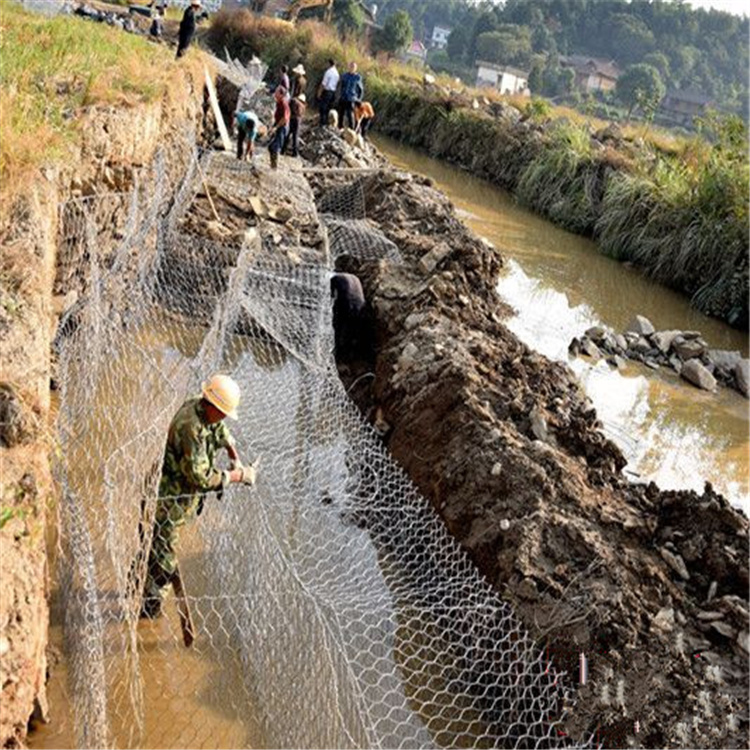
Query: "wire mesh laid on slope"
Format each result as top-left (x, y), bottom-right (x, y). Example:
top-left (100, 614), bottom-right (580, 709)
top-left (52, 151), bottom-right (585, 749)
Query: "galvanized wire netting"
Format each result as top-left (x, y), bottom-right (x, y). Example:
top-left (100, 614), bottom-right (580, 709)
top-left (53, 148), bottom-right (585, 749)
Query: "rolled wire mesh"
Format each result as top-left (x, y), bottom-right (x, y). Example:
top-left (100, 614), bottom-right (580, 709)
top-left (52, 147), bottom-right (587, 749)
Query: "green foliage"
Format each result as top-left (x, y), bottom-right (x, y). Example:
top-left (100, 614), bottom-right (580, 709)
top-left (540, 55), bottom-right (573, 97)
top-left (528, 62), bottom-right (543, 93)
top-left (0, 0), bottom-right (178, 200)
top-left (333, 0), bottom-right (364, 37)
top-left (375, 10), bottom-right (413, 55)
top-left (524, 98), bottom-right (551, 122)
top-left (0, 507), bottom-right (14, 530)
top-left (468, 11), bottom-right (498, 62)
top-left (446, 26), bottom-right (469, 61)
top-left (609, 14), bottom-right (655, 64)
top-left (616, 64), bottom-right (666, 120)
top-left (642, 52), bottom-right (671, 81)
top-left (517, 123), bottom-right (599, 233)
top-left (377, 0), bottom-right (748, 119)
top-left (475, 25), bottom-right (531, 67)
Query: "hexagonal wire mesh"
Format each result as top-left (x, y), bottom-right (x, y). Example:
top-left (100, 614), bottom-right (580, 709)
top-left (52, 148), bottom-right (589, 749)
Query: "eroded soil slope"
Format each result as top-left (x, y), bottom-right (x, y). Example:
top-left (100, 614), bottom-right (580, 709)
top-left (301, 124), bottom-right (750, 749)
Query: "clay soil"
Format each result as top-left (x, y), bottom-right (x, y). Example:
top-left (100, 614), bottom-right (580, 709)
top-left (299, 123), bottom-right (750, 749)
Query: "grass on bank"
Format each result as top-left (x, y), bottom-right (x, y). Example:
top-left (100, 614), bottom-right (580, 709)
top-left (0, 0), bottom-right (196, 205)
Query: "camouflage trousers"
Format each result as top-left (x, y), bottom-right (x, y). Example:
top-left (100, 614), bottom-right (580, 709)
top-left (141, 496), bottom-right (198, 614)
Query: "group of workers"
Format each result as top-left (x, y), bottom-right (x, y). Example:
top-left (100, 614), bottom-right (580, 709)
top-left (233, 58), bottom-right (376, 169)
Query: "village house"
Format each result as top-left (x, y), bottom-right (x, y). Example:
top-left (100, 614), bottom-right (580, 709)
top-left (430, 25), bottom-right (451, 50)
top-left (660, 89), bottom-right (714, 125)
top-left (475, 61), bottom-right (529, 95)
top-left (560, 55), bottom-right (620, 93)
top-left (403, 39), bottom-right (427, 64)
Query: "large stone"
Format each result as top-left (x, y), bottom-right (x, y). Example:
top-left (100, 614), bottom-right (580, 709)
top-left (625, 315), bottom-right (655, 336)
top-left (708, 349), bottom-right (741, 374)
top-left (0, 383), bottom-right (30, 448)
top-left (651, 330), bottom-right (681, 354)
top-left (661, 548), bottom-right (690, 579)
top-left (529, 406), bottom-right (548, 442)
top-left (628, 336), bottom-right (652, 355)
top-left (582, 338), bottom-right (602, 360)
top-left (418, 243), bottom-right (452, 274)
top-left (734, 359), bottom-right (749, 397)
top-left (673, 338), bottom-right (705, 361)
top-left (681, 359), bottom-right (717, 392)
top-left (585, 326), bottom-right (607, 341)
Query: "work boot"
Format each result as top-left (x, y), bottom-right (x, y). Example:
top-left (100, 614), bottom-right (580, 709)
top-left (270, 150), bottom-right (278, 170)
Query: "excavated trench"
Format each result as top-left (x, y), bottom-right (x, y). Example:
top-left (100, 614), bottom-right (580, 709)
top-left (18, 79), bottom-right (748, 750)
top-left (31, 120), bottom-right (578, 748)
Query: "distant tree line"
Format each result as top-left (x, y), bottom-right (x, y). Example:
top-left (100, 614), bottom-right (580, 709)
top-left (374, 0), bottom-right (748, 117)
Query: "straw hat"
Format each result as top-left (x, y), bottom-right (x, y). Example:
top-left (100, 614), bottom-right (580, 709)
top-left (297, 93), bottom-right (306, 103)
top-left (292, 64), bottom-right (306, 75)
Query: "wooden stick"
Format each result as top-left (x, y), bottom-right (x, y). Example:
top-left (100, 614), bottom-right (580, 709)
top-left (172, 565), bottom-right (196, 648)
top-left (195, 157), bottom-right (222, 224)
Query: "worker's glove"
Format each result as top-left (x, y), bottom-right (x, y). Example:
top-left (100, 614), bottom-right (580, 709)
top-left (239, 464), bottom-right (256, 486)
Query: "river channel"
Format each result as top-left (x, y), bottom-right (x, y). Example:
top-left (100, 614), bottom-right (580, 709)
top-left (374, 135), bottom-right (749, 512)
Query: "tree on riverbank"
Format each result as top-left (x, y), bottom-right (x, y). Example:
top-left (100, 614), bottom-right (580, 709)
top-left (616, 63), bottom-right (666, 121)
top-left (374, 10), bottom-right (413, 56)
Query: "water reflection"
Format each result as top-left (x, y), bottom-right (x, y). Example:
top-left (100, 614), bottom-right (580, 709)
top-left (373, 135), bottom-right (749, 512)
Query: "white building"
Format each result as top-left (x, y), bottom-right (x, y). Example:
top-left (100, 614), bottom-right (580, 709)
top-left (431, 25), bottom-right (451, 49)
top-left (475, 61), bottom-right (529, 95)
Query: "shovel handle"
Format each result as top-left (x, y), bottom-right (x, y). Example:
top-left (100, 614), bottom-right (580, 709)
top-left (172, 565), bottom-right (195, 648)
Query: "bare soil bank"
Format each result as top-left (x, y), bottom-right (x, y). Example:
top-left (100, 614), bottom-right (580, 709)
top-left (301, 124), bottom-right (750, 748)
top-left (0, 63), bottom-right (206, 746)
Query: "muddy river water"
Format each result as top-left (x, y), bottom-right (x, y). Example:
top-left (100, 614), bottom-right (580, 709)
top-left (374, 135), bottom-right (749, 512)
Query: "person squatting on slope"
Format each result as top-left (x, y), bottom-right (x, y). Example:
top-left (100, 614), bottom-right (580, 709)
top-left (338, 62), bottom-right (363, 131)
top-left (268, 86), bottom-right (290, 169)
top-left (355, 101), bottom-right (375, 140)
top-left (176, 0), bottom-right (206, 58)
top-left (141, 375), bottom-right (257, 618)
top-left (235, 110), bottom-right (265, 161)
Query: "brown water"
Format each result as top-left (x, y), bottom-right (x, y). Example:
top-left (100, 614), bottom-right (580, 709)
top-left (374, 135), bottom-right (749, 511)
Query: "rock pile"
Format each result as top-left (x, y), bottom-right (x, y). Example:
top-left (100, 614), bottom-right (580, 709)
top-left (72, 3), bottom-right (140, 33)
top-left (297, 125), bottom-right (749, 747)
top-left (569, 314), bottom-right (749, 397)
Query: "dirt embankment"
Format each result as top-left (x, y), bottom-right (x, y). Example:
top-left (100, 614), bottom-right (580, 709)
top-left (301, 124), bottom-right (750, 748)
top-left (0, 64), bottom-right (207, 747)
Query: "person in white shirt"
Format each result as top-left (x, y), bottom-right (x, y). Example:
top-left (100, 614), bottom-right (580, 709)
top-left (317, 59), bottom-right (340, 127)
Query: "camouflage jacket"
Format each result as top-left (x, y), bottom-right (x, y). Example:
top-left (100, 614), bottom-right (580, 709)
top-left (157, 397), bottom-right (234, 524)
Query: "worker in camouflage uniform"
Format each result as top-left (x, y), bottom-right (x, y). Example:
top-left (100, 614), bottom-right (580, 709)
top-left (141, 374), bottom-right (257, 618)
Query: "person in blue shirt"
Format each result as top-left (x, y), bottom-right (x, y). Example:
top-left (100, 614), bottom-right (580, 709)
top-left (337, 62), bottom-right (363, 131)
top-left (234, 110), bottom-right (265, 161)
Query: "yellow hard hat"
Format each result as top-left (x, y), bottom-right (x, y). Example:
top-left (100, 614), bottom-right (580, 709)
top-left (201, 374), bottom-right (240, 420)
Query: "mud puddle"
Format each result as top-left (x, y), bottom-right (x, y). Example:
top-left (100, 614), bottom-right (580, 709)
top-left (373, 134), bottom-right (749, 511)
